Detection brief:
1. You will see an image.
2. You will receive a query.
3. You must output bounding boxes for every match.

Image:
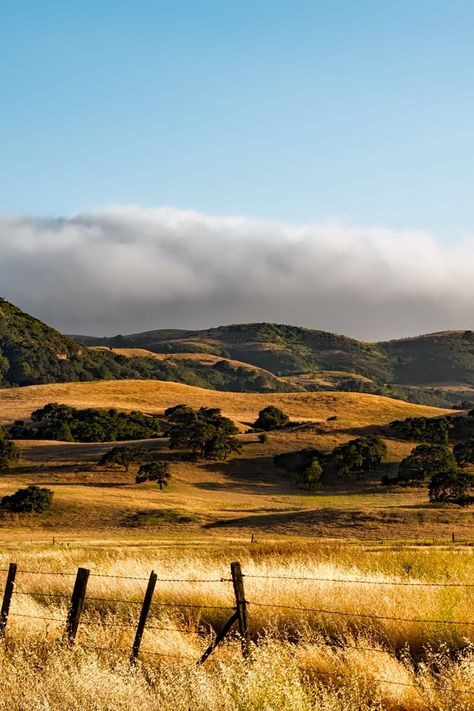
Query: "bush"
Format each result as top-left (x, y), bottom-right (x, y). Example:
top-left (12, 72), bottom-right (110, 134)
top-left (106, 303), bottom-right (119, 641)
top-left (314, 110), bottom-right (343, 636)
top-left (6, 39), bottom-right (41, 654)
top-left (254, 406), bottom-right (290, 431)
top-left (258, 433), bottom-right (268, 444)
top-left (1, 485), bottom-right (53, 513)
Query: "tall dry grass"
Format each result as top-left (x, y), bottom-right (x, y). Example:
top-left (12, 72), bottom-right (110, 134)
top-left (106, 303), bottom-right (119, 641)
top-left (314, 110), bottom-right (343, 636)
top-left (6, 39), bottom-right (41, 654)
top-left (1, 541), bottom-right (474, 709)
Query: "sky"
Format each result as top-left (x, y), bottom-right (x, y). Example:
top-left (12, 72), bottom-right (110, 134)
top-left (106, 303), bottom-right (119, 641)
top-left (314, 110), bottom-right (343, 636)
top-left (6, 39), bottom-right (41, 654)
top-left (1, 1), bottom-right (473, 338)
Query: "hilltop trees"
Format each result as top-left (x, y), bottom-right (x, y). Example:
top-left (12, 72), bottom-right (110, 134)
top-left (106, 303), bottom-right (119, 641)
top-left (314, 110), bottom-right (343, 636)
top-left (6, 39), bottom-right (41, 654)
top-left (389, 417), bottom-right (449, 444)
top-left (254, 406), bottom-right (290, 431)
top-left (136, 461), bottom-right (171, 490)
top-left (168, 406), bottom-right (241, 460)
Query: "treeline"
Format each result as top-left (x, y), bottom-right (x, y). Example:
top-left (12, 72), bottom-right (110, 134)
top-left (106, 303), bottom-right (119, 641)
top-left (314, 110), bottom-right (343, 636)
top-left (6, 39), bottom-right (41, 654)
top-left (10, 404), bottom-right (162, 443)
top-left (388, 411), bottom-right (474, 444)
top-left (274, 435), bottom-right (386, 490)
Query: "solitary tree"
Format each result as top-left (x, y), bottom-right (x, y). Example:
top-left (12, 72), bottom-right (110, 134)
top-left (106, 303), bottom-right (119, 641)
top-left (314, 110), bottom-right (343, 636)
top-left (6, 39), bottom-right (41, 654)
top-left (136, 461), bottom-right (171, 490)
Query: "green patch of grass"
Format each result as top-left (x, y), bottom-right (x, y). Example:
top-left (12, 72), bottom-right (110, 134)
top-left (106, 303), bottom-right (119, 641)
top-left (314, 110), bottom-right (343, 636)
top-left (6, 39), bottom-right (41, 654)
top-left (123, 509), bottom-right (201, 528)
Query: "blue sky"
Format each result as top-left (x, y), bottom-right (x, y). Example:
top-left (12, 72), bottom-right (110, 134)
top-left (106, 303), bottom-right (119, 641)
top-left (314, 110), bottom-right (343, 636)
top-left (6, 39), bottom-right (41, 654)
top-left (1, 0), bottom-right (474, 237)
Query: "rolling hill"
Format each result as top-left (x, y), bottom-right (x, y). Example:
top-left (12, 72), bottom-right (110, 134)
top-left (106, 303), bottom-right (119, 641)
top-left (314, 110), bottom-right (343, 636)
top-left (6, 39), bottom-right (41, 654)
top-left (2, 297), bottom-right (474, 406)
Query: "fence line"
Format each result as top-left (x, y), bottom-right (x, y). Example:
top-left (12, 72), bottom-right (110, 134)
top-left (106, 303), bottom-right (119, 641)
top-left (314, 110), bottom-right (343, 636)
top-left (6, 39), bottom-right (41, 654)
top-left (2, 559), bottom-right (474, 685)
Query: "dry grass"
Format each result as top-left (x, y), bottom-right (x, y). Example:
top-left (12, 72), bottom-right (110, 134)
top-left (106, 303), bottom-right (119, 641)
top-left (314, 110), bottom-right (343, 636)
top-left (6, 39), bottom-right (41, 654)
top-left (0, 378), bottom-right (450, 427)
top-left (1, 541), bottom-right (474, 710)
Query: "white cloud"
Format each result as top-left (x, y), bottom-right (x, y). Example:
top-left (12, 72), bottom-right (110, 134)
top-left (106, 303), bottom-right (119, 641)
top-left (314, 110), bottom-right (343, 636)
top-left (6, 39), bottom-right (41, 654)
top-left (0, 205), bottom-right (472, 340)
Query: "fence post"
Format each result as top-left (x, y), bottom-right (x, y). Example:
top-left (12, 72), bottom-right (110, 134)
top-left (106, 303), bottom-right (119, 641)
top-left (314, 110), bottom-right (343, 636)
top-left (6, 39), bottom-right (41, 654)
top-left (66, 567), bottom-right (90, 643)
top-left (230, 561), bottom-right (250, 658)
top-left (130, 570), bottom-right (157, 664)
top-left (0, 563), bottom-right (17, 637)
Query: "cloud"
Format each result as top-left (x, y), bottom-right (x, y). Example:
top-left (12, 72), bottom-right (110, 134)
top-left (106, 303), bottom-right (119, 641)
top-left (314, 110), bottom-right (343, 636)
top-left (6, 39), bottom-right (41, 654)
top-left (0, 206), bottom-right (472, 340)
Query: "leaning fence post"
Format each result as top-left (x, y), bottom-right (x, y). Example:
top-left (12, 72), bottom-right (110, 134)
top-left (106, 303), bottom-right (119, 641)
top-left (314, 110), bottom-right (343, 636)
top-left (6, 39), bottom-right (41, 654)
top-left (230, 561), bottom-right (250, 658)
top-left (130, 570), bottom-right (157, 664)
top-left (66, 567), bottom-right (90, 643)
top-left (0, 563), bottom-right (17, 637)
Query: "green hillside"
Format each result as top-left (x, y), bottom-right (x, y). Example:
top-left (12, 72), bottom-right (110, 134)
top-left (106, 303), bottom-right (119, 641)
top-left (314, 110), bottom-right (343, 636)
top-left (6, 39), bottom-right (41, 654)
top-left (0, 300), bottom-right (292, 392)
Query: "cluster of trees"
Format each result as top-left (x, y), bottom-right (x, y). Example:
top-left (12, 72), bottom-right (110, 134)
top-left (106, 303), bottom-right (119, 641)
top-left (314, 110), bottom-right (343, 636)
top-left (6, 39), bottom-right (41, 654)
top-left (98, 445), bottom-right (172, 490)
top-left (384, 444), bottom-right (474, 504)
top-left (389, 416), bottom-right (449, 444)
top-left (10, 403), bottom-right (162, 443)
top-left (166, 405), bottom-right (241, 460)
top-left (0, 426), bottom-right (20, 469)
top-left (274, 436), bottom-right (387, 489)
top-left (1, 485), bottom-right (53, 513)
top-left (330, 436), bottom-right (387, 478)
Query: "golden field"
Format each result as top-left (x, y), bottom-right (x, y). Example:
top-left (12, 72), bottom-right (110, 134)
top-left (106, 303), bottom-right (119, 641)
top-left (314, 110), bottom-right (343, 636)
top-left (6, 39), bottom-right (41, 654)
top-left (1, 541), bottom-right (474, 710)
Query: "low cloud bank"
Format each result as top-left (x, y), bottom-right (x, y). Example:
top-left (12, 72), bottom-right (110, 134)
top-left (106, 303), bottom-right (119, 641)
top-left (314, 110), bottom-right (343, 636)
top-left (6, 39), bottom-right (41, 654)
top-left (0, 206), bottom-right (472, 340)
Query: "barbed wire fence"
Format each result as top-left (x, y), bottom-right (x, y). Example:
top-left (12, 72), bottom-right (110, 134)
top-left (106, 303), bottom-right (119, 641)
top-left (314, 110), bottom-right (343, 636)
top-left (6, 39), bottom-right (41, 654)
top-left (1, 562), bottom-right (474, 695)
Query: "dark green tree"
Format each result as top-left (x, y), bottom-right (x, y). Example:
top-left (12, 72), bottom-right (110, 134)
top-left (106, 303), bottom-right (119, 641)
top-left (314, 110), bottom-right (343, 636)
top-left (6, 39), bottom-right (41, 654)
top-left (254, 406), bottom-right (290, 431)
top-left (331, 436), bottom-right (387, 477)
top-left (1, 485), bottom-right (53, 513)
top-left (397, 444), bottom-right (457, 487)
top-left (429, 470), bottom-right (474, 504)
top-left (297, 459), bottom-right (323, 490)
top-left (136, 461), bottom-right (171, 490)
top-left (453, 438), bottom-right (474, 467)
top-left (168, 407), bottom-right (241, 460)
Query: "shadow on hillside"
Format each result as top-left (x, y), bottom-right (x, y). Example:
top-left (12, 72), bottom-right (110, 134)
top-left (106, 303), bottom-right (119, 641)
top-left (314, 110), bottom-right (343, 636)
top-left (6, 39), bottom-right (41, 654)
top-left (198, 455), bottom-right (292, 495)
top-left (204, 507), bottom-right (384, 531)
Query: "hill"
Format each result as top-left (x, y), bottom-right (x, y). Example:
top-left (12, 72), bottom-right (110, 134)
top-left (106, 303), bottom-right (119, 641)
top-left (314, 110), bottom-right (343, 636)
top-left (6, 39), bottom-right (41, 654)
top-left (0, 378), bottom-right (449, 427)
top-left (0, 300), bottom-right (292, 392)
top-left (73, 323), bottom-right (474, 406)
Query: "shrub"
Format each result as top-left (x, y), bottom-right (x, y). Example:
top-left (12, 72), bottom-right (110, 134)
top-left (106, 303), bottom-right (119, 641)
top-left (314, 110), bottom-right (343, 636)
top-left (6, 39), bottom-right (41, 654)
top-left (1, 485), bottom-right (53, 513)
top-left (258, 433), bottom-right (268, 444)
top-left (254, 406), bottom-right (290, 431)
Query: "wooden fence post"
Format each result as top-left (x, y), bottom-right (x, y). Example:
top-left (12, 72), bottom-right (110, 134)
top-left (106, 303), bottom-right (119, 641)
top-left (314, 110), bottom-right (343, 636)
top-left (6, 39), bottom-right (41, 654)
top-left (230, 561), bottom-right (250, 658)
top-left (130, 570), bottom-right (157, 664)
top-left (66, 567), bottom-right (90, 643)
top-left (0, 563), bottom-right (17, 637)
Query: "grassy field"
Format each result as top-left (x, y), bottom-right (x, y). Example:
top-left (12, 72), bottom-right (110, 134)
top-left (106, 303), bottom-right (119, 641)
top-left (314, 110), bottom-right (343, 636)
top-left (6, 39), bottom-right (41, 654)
top-left (1, 540), bottom-right (474, 710)
top-left (1, 381), bottom-right (474, 708)
top-left (0, 379), bottom-right (467, 542)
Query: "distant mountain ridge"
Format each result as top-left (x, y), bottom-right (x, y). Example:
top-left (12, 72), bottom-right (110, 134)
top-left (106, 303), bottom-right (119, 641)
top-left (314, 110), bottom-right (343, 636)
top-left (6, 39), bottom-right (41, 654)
top-left (71, 323), bottom-right (474, 407)
top-left (2, 297), bottom-right (474, 407)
